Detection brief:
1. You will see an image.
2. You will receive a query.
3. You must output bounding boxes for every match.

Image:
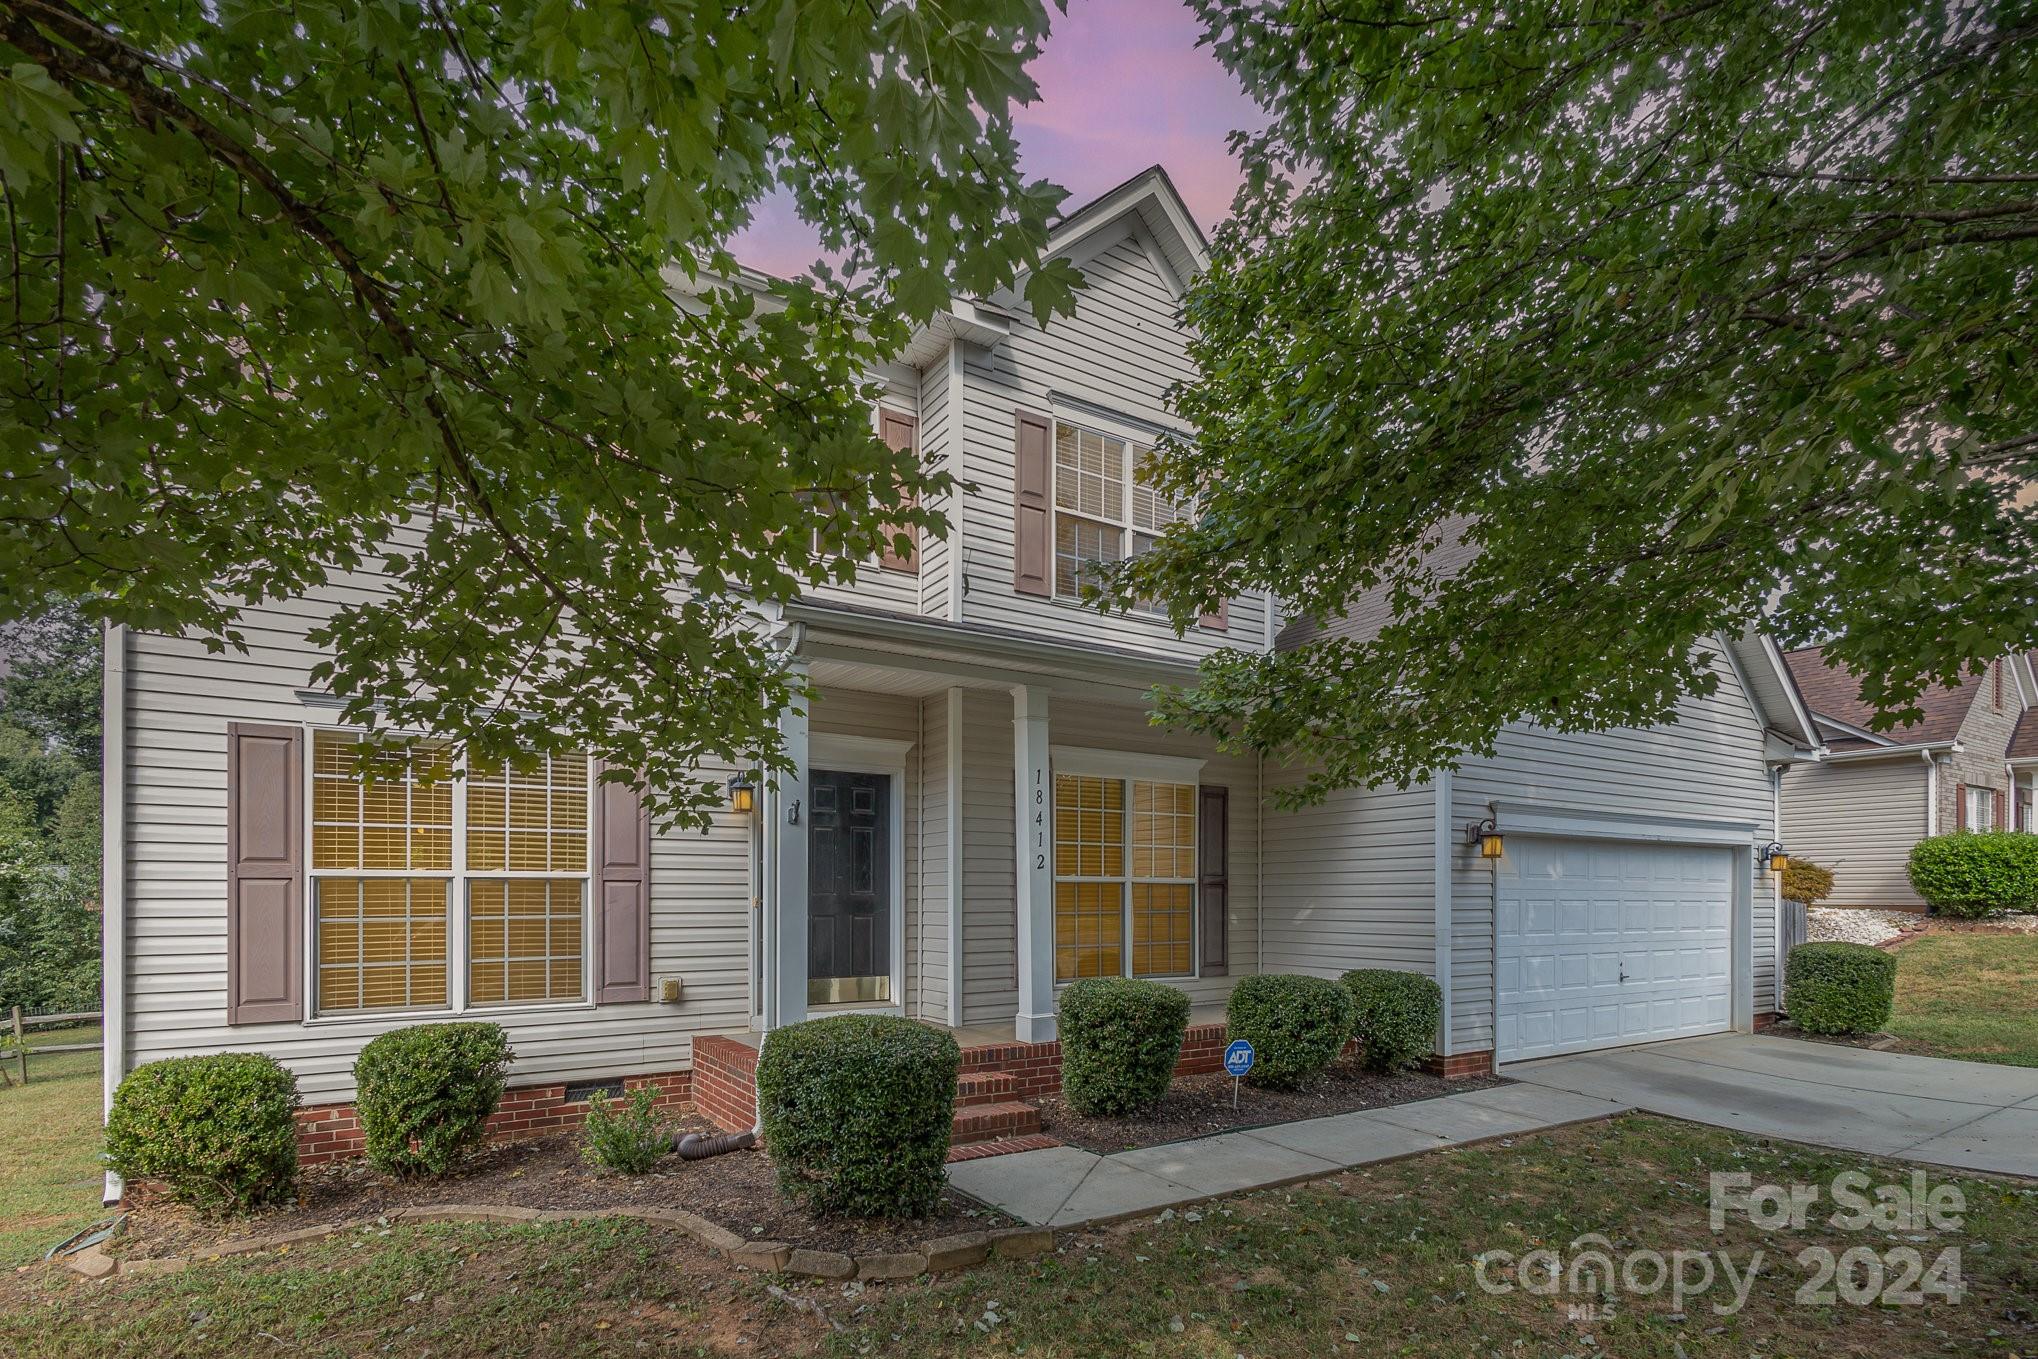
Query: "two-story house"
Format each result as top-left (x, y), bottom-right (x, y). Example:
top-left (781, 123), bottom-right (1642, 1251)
top-left (99, 167), bottom-right (1821, 1173)
top-left (1781, 645), bottom-right (2038, 907)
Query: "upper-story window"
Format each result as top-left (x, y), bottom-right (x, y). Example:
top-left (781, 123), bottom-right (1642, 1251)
top-left (1965, 783), bottom-right (1996, 832)
top-left (1052, 420), bottom-right (1184, 614)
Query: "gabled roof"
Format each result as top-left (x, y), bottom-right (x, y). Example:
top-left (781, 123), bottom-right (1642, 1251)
top-left (2010, 708), bottom-right (2038, 761)
top-left (1037, 164), bottom-right (1209, 296)
top-left (1782, 644), bottom-right (1984, 752)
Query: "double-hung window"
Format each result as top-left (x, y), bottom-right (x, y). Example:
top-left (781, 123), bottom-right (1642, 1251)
top-left (1965, 784), bottom-right (1996, 832)
top-left (1051, 420), bottom-right (1185, 613)
top-left (309, 729), bottom-right (591, 1016)
top-left (1051, 750), bottom-right (1200, 982)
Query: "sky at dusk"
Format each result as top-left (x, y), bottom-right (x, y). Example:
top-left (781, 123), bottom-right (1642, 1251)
top-left (727, 1), bottom-right (1268, 277)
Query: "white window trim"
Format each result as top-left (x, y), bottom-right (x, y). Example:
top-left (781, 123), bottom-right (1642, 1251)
top-left (1049, 748), bottom-right (1204, 984)
top-left (1966, 783), bottom-right (1996, 831)
top-left (301, 722), bottom-right (596, 1022)
top-left (1046, 416), bottom-right (1182, 613)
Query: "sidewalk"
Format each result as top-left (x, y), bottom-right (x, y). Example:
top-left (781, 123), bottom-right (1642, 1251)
top-left (946, 1082), bottom-right (1630, 1229)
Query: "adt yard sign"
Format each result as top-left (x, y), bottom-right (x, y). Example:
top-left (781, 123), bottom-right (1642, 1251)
top-left (1224, 1038), bottom-right (1254, 1109)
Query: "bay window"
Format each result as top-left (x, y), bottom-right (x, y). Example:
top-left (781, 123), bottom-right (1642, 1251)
top-left (309, 729), bottom-right (591, 1016)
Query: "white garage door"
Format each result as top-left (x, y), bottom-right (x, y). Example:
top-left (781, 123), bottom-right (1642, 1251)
top-left (1496, 836), bottom-right (1734, 1062)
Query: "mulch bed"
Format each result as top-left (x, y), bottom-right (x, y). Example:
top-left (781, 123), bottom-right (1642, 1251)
top-left (1036, 1060), bottom-right (1506, 1154)
top-left (114, 1111), bottom-right (1009, 1262)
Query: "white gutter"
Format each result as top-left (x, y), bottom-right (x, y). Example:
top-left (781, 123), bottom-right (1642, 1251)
top-left (1818, 739), bottom-right (1962, 764)
top-left (100, 624), bottom-right (127, 1206)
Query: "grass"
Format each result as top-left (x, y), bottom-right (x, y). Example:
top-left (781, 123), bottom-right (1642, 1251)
top-left (3, 1113), bottom-right (2033, 1358)
top-left (0, 1024), bottom-right (107, 1268)
top-left (1886, 932), bottom-right (2038, 1066)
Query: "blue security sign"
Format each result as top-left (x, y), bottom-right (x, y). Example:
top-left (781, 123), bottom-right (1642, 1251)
top-left (1223, 1039), bottom-right (1255, 1078)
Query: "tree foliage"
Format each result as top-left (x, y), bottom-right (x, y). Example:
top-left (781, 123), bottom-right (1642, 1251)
top-left (1119, 1), bottom-right (2036, 799)
top-left (0, 0), bottom-right (1076, 825)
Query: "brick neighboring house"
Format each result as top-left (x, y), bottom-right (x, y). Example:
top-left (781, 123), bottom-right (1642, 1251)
top-left (1780, 647), bottom-right (2038, 908)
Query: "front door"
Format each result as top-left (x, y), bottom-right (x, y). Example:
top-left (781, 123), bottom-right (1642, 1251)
top-left (808, 769), bottom-right (892, 1005)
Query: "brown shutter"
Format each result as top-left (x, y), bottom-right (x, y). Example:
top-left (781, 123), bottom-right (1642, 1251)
top-left (594, 768), bottom-right (651, 1004)
top-left (227, 722), bottom-right (303, 1025)
top-left (877, 408), bottom-right (920, 573)
top-left (1013, 409), bottom-right (1053, 595)
top-left (1955, 783), bottom-right (1967, 830)
top-left (1197, 785), bottom-right (1228, 976)
top-left (1995, 788), bottom-right (2007, 829)
top-left (1199, 597), bottom-right (1229, 632)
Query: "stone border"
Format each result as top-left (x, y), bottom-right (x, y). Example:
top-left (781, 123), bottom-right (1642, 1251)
top-left (63, 1203), bottom-right (1053, 1283)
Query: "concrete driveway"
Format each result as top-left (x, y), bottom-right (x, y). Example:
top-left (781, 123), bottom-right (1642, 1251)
top-left (1506, 1033), bottom-right (2038, 1178)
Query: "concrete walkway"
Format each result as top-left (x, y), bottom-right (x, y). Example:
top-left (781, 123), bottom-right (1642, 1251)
top-left (1507, 1033), bottom-right (2038, 1179)
top-left (945, 1082), bottom-right (1629, 1229)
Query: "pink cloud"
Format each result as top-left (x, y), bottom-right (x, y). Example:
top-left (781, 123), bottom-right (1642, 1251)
top-left (727, 1), bottom-right (1264, 277)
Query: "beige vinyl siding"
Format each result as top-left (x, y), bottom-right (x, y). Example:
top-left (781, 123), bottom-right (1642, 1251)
top-left (952, 230), bottom-right (1269, 655)
top-left (1258, 770), bottom-right (1437, 979)
top-left (912, 693), bottom-right (952, 1023)
top-left (802, 359), bottom-right (923, 618)
top-left (1448, 652), bottom-right (1781, 1052)
top-left (120, 573), bottom-right (755, 1104)
top-left (1781, 758), bottom-right (1929, 907)
top-left (914, 353), bottom-right (954, 620)
top-left (958, 688), bottom-right (1017, 1023)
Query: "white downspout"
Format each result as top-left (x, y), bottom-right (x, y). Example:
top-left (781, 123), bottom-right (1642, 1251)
top-left (1432, 769), bottom-right (1454, 1055)
top-left (1923, 749), bottom-right (1939, 837)
top-left (100, 624), bottom-right (127, 1206)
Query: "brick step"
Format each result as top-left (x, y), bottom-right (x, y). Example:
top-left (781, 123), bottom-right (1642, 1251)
top-left (955, 1071), bottom-right (1018, 1107)
top-left (951, 1099), bottom-right (1042, 1145)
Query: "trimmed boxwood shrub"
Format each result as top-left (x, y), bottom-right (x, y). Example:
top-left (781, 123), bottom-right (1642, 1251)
top-left (105, 1053), bottom-right (300, 1215)
top-left (354, 1022), bottom-right (512, 1176)
top-left (1785, 942), bottom-right (1896, 1035)
top-left (1780, 859), bottom-right (1837, 907)
top-left (1907, 831), bottom-right (2038, 919)
top-left (1058, 977), bottom-right (1191, 1117)
top-left (756, 1014), bottom-right (959, 1218)
top-left (1341, 969), bottom-right (1442, 1074)
top-left (1225, 973), bottom-right (1356, 1089)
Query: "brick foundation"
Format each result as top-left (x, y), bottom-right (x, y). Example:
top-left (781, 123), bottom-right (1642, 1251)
top-left (295, 1068), bottom-right (694, 1166)
top-left (1752, 1011), bottom-right (1779, 1032)
top-left (1423, 1049), bottom-right (1496, 1079)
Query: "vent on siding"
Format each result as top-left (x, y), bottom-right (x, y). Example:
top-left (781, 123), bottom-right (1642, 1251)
top-left (563, 1078), bottom-right (626, 1104)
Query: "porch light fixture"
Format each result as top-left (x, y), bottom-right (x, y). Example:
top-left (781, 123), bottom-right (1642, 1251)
top-left (1761, 841), bottom-right (1789, 873)
top-left (1468, 817), bottom-right (1504, 859)
top-left (726, 771), bottom-right (756, 815)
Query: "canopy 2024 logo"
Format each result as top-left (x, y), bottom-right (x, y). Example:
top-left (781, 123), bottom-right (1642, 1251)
top-left (1473, 1170), bottom-right (1965, 1320)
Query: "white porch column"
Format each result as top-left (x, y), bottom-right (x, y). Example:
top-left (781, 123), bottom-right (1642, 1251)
top-left (1012, 684), bottom-right (1055, 1043)
top-left (770, 665), bottom-right (812, 1028)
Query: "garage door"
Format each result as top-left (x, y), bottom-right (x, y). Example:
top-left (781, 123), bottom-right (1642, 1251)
top-left (1496, 836), bottom-right (1734, 1062)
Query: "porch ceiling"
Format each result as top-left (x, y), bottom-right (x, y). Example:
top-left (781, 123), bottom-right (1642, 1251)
top-left (808, 657), bottom-right (990, 699)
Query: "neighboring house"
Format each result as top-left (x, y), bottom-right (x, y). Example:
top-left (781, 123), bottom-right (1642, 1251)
top-left (98, 166), bottom-right (1822, 1173)
top-left (1781, 646), bottom-right (2038, 907)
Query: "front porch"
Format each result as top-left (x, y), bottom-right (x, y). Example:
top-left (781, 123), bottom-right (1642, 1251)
top-left (693, 1009), bottom-right (1234, 1157)
top-left (743, 601), bottom-right (1263, 1049)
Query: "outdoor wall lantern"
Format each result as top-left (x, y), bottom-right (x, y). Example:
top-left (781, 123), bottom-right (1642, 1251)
top-left (1761, 840), bottom-right (1790, 873)
top-left (726, 771), bottom-right (756, 815)
top-left (1468, 817), bottom-right (1504, 859)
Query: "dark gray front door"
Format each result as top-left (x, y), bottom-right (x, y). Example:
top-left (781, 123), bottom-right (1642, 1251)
top-left (807, 769), bottom-right (891, 1005)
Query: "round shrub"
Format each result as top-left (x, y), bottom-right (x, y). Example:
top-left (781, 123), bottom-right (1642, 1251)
top-left (1907, 831), bottom-right (2038, 919)
top-left (756, 1014), bottom-right (959, 1218)
top-left (1340, 969), bottom-right (1442, 1074)
top-left (1785, 942), bottom-right (1896, 1035)
top-left (1058, 978), bottom-right (1191, 1117)
top-left (1224, 973), bottom-right (1356, 1089)
top-left (354, 1022), bottom-right (512, 1176)
top-left (105, 1053), bottom-right (300, 1215)
top-left (581, 1085), bottom-right (670, 1175)
top-left (1780, 859), bottom-right (1836, 907)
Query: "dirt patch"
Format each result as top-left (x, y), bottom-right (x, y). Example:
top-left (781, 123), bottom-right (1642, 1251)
top-left (113, 1111), bottom-right (1008, 1262)
top-left (1036, 1060), bottom-right (1506, 1153)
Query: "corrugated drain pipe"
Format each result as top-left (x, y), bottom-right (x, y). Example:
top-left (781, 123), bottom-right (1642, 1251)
top-left (676, 1129), bottom-right (757, 1159)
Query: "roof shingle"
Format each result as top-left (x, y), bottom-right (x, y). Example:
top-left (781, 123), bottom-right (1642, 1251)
top-left (1782, 645), bottom-right (1983, 750)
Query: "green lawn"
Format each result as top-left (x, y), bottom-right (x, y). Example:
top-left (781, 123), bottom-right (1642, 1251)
top-left (4, 1112), bottom-right (2032, 1358)
top-left (1887, 932), bottom-right (2038, 1067)
top-left (0, 1025), bottom-right (108, 1268)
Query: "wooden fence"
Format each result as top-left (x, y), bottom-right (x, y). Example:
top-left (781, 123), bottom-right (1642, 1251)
top-left (1, 1008), bottom-right (103, 1087)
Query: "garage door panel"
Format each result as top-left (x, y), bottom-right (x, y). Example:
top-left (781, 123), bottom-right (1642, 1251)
top-left (1498, 837), bottom-right (1735, 1062)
